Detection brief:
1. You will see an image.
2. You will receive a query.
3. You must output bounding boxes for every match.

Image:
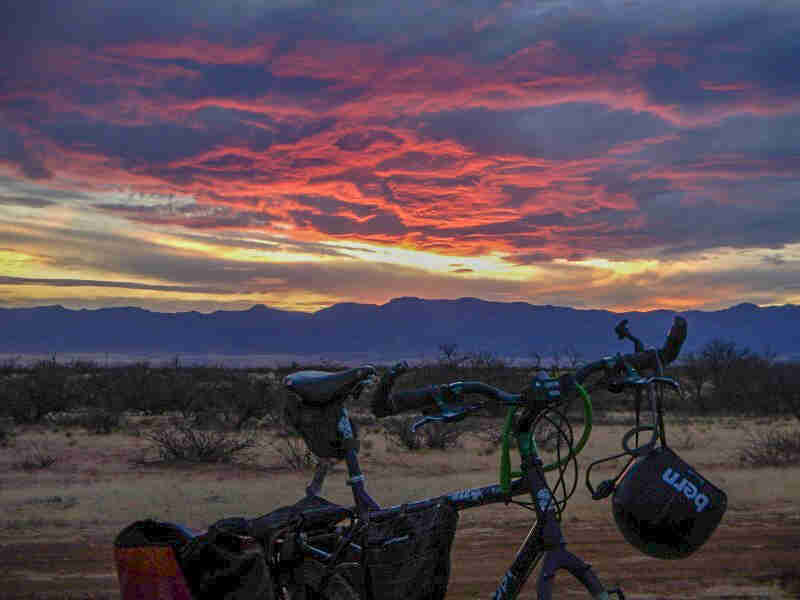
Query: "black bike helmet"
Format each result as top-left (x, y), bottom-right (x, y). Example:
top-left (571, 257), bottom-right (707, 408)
top-left (612, 446), bottom-right (727, 559)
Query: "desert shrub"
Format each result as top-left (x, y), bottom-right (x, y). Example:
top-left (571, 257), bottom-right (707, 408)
top-left (420, 422), bottom-right (467, 450)
top-left (671, 427), bottom-right (698, 451)
top-left (382, 416), bottom-right (423, 451)
top-left (220, 375), bottom-right (280, 430)
top-left (144, 422), bottom-right (256, 463)
top-left (382, 416), bottom-right (467, 451)
top-left (84, 409), bottom-right (121, 434)
top-left (0, 419), bottom-right (14, 447)
top-left (737, 427), bottom-right (800, 467)
top-left (158, 371), bottom-right (198, 417)
top-left (2, 358), bottom-right (76, 423)
top-left (47, 408), bottom-right (121, 433)
top-left (271, 435), bottom-right (316, 471)
top-left (476, 425), bottom-right (509, 455)
top-left (189, 374), bottom-right (285, 430)
top-left (464, 350), bottom-right (507, 371)
top-left (532, 414), bottom-right (569, 453)
top-left (673, 341), bottom-right (800, 416)
top-left (0, 357), bottom-right (20, 376)
top-left (767, 362), bottom-right (800, 421)
top-left (13, 443), bottom-right (58, 471)
top-left (476, 414), bottom-right (571, 456)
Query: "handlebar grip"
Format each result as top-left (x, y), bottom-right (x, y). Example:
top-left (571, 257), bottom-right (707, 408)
top-left (574, 316), bottom-right (688, 383)
top-left (627, 315), bottom-right (687, 372)
top-left (662, 315), bottom-right (687, 364)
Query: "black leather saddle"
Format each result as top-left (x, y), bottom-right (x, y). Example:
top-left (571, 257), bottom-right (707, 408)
top-left (284, 366), bottom-right (375, 406)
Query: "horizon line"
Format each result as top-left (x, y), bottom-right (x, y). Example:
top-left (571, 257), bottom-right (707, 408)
top-left (0, 298), bottom-right (794, 316)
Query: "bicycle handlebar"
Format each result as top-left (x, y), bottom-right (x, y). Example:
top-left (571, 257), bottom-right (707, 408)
top-left (573, 315), bottom-right (687, 384)
top-left (393, 381), bottom-right (522, 412)
top-left (373, 316), bottom-right (687, 416)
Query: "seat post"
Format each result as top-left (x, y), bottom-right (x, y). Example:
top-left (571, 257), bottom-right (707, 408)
top-left (306, 458), bottom-right (334, 497)
top-left (338, 407), bottom-right (380, 514)
top-left (303, 406), bottom-right (380, 514)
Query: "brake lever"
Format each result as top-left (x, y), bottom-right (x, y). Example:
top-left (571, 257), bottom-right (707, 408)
top-left (609, 373), bottom-right (680, 393)
top-left (411, 403), bottom-right (483, 432)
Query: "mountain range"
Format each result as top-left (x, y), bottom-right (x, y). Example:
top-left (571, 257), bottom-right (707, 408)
top-left (1, 298), bottom-right (798, 362)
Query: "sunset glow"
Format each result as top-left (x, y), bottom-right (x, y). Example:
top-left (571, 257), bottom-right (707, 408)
top-left (2, 1), bottom-right (799, 313)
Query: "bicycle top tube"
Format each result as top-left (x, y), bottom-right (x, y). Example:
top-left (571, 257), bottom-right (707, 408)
top-left (261, 473), bottom-right (534, 533)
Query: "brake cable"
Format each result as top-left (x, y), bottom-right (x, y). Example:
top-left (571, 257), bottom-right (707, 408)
top-left (407, 377), bottom-right (593, 520)
top-left (499, 381), bottom-right (592, 498)
top-left (585, 356), bottom-right (683, 500)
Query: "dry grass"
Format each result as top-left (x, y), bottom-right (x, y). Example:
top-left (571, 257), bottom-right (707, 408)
top-left (2, 414), bottom-right (799, 599)
top-left (0, 414), bottom-right (796, 539)
top-left (737, 426), bottom-right (800, 467)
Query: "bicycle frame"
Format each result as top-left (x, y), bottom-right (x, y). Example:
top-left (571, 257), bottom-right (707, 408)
top-left (300, 406), bottom-right (617, 600)
top-left (298, 463), bottom-right (613, 600)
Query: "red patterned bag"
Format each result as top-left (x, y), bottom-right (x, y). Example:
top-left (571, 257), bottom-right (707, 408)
top-left (114, 520), bottom-right (195, 600)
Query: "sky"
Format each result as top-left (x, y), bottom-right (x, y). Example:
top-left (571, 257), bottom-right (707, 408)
top-left (1, 0), bottom-right (799, 314)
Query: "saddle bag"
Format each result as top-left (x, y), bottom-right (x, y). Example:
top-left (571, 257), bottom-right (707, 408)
top-left (362, 502), bottom-right (459, 600)
top-left (114, 518), bottom-right (273, 600)
top-left (179, 518), bottom-right (273, 600)
top-left (612, 446), bottom-right (727, 559)
top-left (285, 394), bottom-right (358, 459)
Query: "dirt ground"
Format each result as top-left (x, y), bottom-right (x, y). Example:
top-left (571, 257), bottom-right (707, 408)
top-left (1, 506), bottom-right (798, 599)
top-left (1, 417), bottom-right (799, 599)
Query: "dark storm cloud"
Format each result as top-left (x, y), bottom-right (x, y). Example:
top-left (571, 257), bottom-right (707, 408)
top-left (419, 212), bottom-right (568, 238)
top-left (2, 0), bottom-right (506, 60)
top-left (648, 193), bottom-right (800, 255)
top-left (293, 195), bottom-right (377, 217)
top-left (199, 155), bottom-right (257, 170)
top-left (155, 62), bottom-right (339, 102)
top-left (631, 8), bottom-right (800, 106)
top-left (33, 108), bottom-right (336, 168)
top-left (643, 113), bottom-right (800, 164)
top-left (418, 104), bottom-right (674, 160)
top-left (290, 210), bottom-right (407, 237)
top-left (39, 119), bottom-right (220, 166)
top-left (0, 125), bottom-right (52, 180)
top-left (335, 131), bottom-right (403, 152)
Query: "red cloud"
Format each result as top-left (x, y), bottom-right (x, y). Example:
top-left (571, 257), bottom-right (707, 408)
top-left (4, 29), bottom-right (799, 267)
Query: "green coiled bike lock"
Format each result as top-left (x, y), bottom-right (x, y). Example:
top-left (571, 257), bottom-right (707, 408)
top-left (500, 381), bottom-right (592, 495)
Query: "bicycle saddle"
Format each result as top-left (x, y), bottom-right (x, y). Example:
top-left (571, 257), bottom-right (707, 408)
top-left (285, 366), bottom-right (375, 406)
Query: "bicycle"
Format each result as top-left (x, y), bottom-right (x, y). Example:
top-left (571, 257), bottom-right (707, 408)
top-left (268, 315), bottom-right (709, 600)
top-left (116, 315), bottom-right (725, 600)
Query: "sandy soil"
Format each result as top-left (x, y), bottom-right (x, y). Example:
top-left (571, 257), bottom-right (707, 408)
top-left (1, 418), bottom-right (799, 599)
top-left (1, 504), bottom-right (798, 599)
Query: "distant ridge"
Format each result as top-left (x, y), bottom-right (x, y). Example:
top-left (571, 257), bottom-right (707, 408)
top-left (1, 298), bottom-right (798, 361)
